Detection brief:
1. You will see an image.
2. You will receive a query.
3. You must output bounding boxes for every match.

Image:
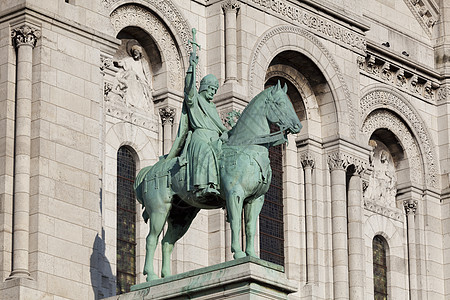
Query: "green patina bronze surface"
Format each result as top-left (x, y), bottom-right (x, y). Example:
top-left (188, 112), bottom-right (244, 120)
top-left (134, 28), bottom-right (302, 282)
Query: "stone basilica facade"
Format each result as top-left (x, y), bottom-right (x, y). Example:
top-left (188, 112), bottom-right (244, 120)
top-left (1, 0), bottom-right (450, 299)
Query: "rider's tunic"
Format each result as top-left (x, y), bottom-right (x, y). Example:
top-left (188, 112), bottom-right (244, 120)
top-left (186, 91), bottom-right (226, 190)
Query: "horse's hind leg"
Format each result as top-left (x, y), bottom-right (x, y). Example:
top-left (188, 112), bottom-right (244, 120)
top-left (143, 203), bottom-right (171, 281)
top-left (226, 190), bottom-right (246, 259)
top-left (161, 204), bottom-right (200, 278)
top-left (244, 195), bottom-right (264, 257)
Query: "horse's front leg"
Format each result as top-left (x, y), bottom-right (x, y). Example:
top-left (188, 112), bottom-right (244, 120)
top-left (244, 195), bottom-right (264, 257)
top-left (226, 190), bottom-right (246, 259)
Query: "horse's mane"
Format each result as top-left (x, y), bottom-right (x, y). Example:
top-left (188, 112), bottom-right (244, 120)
top-left (227, 87), bottom-right (273, 138)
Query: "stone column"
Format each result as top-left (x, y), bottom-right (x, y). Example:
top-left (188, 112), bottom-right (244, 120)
top-left (327, 152), bottom-right (349, 300)
top-left (222, 0), bottom-right (239, 83)
top-left (347, 169), bottom-right (365, 300)
top-left (9, 24), bottom-right (40, 279)
top-left (404, 200), bottom-right (418, 300)
top-left (159, 107), bottom-right (175, 155)
top-left (301, 153), bottom-right (315, 283)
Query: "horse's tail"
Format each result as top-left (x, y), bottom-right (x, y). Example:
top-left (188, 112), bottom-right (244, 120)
top-left (134, 165), bottom-right (153, 223)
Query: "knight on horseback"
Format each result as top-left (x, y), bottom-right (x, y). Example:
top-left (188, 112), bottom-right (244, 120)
top-left (165, 32), bottom-right (228, 199)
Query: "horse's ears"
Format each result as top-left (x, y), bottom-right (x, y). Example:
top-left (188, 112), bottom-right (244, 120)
top-left (283, 83), bottom-right (287, 93)
top-left (276, 80), bottom-right (281, 90)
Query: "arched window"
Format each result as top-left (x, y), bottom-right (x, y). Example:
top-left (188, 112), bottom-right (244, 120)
top-left (373, 235), bottom-right (388, 300)
top-left (116, 146), bottom-right (137, 294)
top-left (259, 123), bottom-right (284, 266)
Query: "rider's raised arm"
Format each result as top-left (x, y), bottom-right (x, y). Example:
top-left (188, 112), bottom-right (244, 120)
top-left (184, 52), bottom-right (198, 105)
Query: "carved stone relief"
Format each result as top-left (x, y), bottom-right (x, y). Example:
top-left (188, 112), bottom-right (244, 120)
top-left (249, 0), bottom-right (366, 52)
top-left (103, 0), bottom-right (191, 58)
top-left (327, 151), bottom-right (367, 173)
top-left (110, 5), bottom-right (183, 90)
top-left (360, 90), bottom-right (437, 188)
top-left (358, 54), bottom-right (439, 101)
top-left (106, 40), bottom-right (154, 112)
top-left (403, 0), bottom-right (437, 38)
top-left (364, 141), bottom-right (397, 208)
top-left (249, 25), bottom-right (356, 138)
top-left (361, 110), bottom-right (424, 187)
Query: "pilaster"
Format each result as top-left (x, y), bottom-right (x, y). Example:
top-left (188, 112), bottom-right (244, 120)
top-left (8, 23), bottom-right (41, 280)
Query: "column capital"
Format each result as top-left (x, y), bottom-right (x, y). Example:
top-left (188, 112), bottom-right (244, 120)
top-left (159, 107), bottom-right (176, 125)
top-left (222, 0), bottom-right (240, 13)
top-left (327, 151), bottom-right (367, 173)
top-left (11, 25), bottom-right (41, 48)
top-left (404, 200), bottom-right (418, 215)
top-left (300, 151), bottom-right (315, 169)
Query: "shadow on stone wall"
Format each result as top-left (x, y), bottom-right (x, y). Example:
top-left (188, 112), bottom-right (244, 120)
top-left (90, 228), bottom-right (115, 299)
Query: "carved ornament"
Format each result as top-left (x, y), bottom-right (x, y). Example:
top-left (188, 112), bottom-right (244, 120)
top-left (403, 200), bottom-right (418, 215)
top-left (159, 107), bottom-right (176, 125)
top-left (222, 0), bottom-right (240, 13)
top-left (403, 0), bottom-right (437, 38)
top-left (364, 200), bottom-right (403, 221)
top-left (103, 0), bottom-right (191, 58)
top-left (109, 5), bottom-right (184, 90)
top-left (11, 25), bottom-right (41, 48)
top-left (249, 0), bottom-right (366, 52)
top-left (300, 152), bottom-right (315, 169)
top-left (100, 56), bottom-right (113, 75)
top-left (360, 90), bottom-right (437, 188)
top-left (105, 101), bottom-right (158, 131)
top-left (327, 151), bottom-right (366, 173)
top-left (358, 54), bottom-right (438, 101)
top-left (249, 25), bottom-right (356, 138)
top-left (438, 86), bottom-right (450, 102)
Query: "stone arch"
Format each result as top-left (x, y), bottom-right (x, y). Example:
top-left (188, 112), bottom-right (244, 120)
top-left (360, 86), bottom-right (438, 189)
top-left (364, 214), bottom-right (408, 300)
top-left (109, 3), bottom-right (189, 91)
top-left (103, 121), bottom-right (158, 282)
top-left (248, 25), bottom-right (356, 138)
top-left (362, 110), bottom-right (423, 189)
top-left (265, 64), bottom-right (321, 138)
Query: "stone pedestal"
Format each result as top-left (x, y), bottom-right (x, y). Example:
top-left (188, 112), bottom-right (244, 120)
top-left (106, 257), bottom-right (297, 299)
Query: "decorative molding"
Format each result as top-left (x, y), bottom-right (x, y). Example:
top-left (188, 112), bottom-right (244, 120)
top-left (403, 0), bottom-right (436, 38)
top-left (222, 0), bottom-right (240, 12)
top-left (103, 0), bottom-right (191, 59)
top-left (362, 110), bottom-right (424, 187)
top-left (403, 199), bottom-right (418, 215)
top-left (110, 5), bottom-right (183, 90)
top-left (360, 90), bottom-right (437, 188)
top-left (358, 54), bottom-right (439, 101)
top-left (11, 25), bottom-right (41, 48)
top-left (327, 151), bottom-right (367, 173)
top-left (159, 107), bottom-right (176, 125)
top-left (249, 25), bottom-right (356, 138)
top-left (364, 200), bottom-right (403, 221)
top-left (104, 82), bottom-right (113, 99)
top-left (300, 152), bottom-right (315, 169)
top-left (249, 0), bottom-right (366, 52)
top-left (438, 86), bottom-right (450, 102)
top-left (105, 101), bottom-right (158, 131)
top-left (100, 56), bottom-right (113, 75)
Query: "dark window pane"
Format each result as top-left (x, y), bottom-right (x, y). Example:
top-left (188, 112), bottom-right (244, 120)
top-left (116, 147), bottom-right (136, 294)
top-left (373, 236), bottom-right (387, 299)
top-left (260, 123), bottom-right (284, 267)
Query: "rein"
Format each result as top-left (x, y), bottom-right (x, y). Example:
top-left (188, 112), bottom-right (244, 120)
top-left (227, 95), bottom-right (289, 147)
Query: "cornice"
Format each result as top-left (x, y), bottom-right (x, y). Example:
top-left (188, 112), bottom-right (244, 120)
top-left (2, 5), bottom-right (119, 50)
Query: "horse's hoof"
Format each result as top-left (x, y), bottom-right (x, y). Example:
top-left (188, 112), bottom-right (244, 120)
top-left (234, 251), bottom-right (246, 259)
top-left (246, 251), bottom-right (258, 258)
top-left (146, 274), bottom-right (159, 282)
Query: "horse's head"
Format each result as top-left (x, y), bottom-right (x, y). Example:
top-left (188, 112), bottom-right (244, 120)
top-left (266, 81), bottom-right (302, 136)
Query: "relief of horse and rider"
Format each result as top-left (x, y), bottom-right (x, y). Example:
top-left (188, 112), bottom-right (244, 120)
top-left (134, 29), bottom-right (302, 281)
